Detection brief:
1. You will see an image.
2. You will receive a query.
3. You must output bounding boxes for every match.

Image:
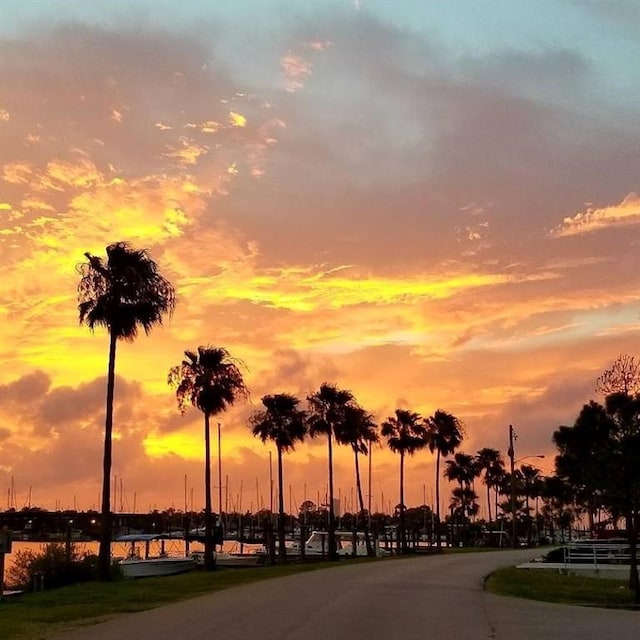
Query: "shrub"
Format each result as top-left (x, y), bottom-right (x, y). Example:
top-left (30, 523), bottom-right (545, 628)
top-left (7, 543), bottom-right (97, 591)
top-left (543, 546), bottom-right (565, 563)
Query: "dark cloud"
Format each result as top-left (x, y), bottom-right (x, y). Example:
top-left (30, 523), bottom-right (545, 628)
top-left (155, 408), bottom-right (199, 434)
top-left (223, 10), bottom-right (640, 271)
top-left (37, 375), bottom-right (142, 431)
top-left (252, 348), bottom-right (340, 399)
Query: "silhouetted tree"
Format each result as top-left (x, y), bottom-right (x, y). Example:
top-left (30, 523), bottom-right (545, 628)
top-left (426, 410), bottom-right (464, 552)
top-left (78, 242), bottom-right (175, 580)
top-left (554, 391), bottom-right (640, 602)
top-left (520, 464), bottom-right (543, 543)
top-left (250, 393), bottom-right (307, 562)
top-left (307, 383), bottom-right (355, 560)
top-left (444, 453), bottom-right (478, 491)
top-left (169, 346), bottom-right (248, 570)
top-left (334, 405), bottom-right (379, 556)
top-left (596, 354), bottom-right (640, 396)
top-left (476, 448), bottom-right (504, 523)
top-left (381, 409), bottom-right (428, 554)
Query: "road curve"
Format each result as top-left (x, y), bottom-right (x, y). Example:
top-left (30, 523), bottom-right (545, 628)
top-left (55, 549), bottom-right (638, 640)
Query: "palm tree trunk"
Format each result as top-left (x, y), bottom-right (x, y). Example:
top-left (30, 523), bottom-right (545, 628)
top-left (435, 450), bottom-right (442, 552)
top-left (399, 451), bottom-right (406, 554)
top-left (327, 431), bottom-right (337, 560)
top-left (486, 483), bottom-right (492, 524)
top-left (203, 412), bottom-right (214, 570)
top-left (354, 449), bottom-right (374, 557)
top-left (525, 492), bottom-right (531, 545)
top-left (98, 330), bottom-right (117, 581)
top-left (277, 445), bottom-right (287, 562)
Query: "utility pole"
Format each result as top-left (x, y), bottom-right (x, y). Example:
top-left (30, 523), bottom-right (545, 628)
top-left (508, 424), bottom-right (517, 549)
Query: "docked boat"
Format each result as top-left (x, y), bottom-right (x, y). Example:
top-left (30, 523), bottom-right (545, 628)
top-left (115, 533), bottom-right (196, 578)
top-left (191, 541), bottom-right (265, 568)
top-left (279, 530), bottom-right (388, 557)
top-left (119, 555), bottom-right (196, 578)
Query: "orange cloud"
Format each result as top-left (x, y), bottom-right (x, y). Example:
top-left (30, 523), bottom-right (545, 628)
top-left (551, 192), bottom-right (640, 237)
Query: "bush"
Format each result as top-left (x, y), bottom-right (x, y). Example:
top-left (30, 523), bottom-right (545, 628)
top-left (7, 543), bottom-right (97, 591)
top-left (543, 546), bottom-right (565, 563)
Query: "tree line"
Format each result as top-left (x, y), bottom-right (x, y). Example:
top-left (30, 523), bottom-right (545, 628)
top-left (77, 242), bottom-right (639, 604)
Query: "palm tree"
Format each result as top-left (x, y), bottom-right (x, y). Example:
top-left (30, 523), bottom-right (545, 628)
top-left (520, 464), bottom-right (543, 543)
top-left (168, 346), bottom-right (248, 570)
top-left (444, 452), bottom-right (478, 492)
top-left (307, 383), bottom-right (355, 560)
top-left (381, 409), bottom-right (428, 554)
top-left (250, 393), bottom-right (307, 562)
top-left (334, 405), bottom-right (379, 556)
top-left (449, 486), bottom-right (480, 542)
top-left (475, 448), bottom-right (503, 523)
top-left (490, 459), bottom-right (507, 523)
top-left (78, 242), bottom-right (175, 580)
top-left (426, 410), bottom-right (464, 552)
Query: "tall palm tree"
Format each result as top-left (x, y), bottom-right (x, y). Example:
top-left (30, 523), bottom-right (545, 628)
top-left (168, 346), bottom-right (248, 570)
top-left (250, 393), bottom-right (307, 562)
top-left (381, 409), bottom-right (428, 554)
top-left (78, 242), bottom-right (175, 580)
top-left (490, 459), bottom-right (507, 522)
top-left (334, 405), bottom-right (379, 556)
top-left (307, 383), bottom-right (355, 560)
top-left (426, 410), bottom-right (464, 552)
top-left (475, 448), bottom-right (503, 523)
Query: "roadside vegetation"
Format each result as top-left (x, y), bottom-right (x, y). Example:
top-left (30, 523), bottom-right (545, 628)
top-left (486, 566), bottom-right (636, 609)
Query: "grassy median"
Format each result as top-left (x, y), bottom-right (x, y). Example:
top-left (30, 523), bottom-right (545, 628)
top-left (0, 559), bottom-right (376, 640)
top-left (485, 566), bottom-right (637, 609)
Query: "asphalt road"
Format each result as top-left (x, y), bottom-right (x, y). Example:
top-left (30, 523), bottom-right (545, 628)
top-left (55, 549), bottom-right (638, 640)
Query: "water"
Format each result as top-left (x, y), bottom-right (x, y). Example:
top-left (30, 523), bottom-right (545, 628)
top-left (3, 539), bottom-right (263, 583)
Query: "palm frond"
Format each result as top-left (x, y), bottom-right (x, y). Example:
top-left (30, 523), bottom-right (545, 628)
top-left (78, 242), bottom-right (175, 340)
top-left (168, 345), bottom-right (249, 416)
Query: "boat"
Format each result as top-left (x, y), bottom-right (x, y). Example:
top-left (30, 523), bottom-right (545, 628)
top-left (191, 541), bottom-right (265, 568)
top-left (278, 530), bottom-right (388, 558)
top-left (119, 555), bottom-right (196, 578)
top-left (115, 533), bottom-right (196, 578)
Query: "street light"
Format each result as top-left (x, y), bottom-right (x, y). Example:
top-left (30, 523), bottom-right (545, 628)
top-left (508, 424), bottom-right (544, 548)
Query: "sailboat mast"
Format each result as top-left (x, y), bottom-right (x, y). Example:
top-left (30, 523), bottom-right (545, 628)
top-left (217, 423), bottom-right (223, 519)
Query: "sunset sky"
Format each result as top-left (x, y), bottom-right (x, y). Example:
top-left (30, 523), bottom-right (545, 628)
top-left (1, 1), bottom-right (638, 517)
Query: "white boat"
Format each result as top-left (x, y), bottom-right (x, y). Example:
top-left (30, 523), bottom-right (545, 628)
top-left (282, 530), bottom-right (388, 557)
top-left (119, 555), bottom-right (196, 578)
top-left (191, 541), bottom-right (265, 568)
top-left (115, 533), bottom-right (196, 578)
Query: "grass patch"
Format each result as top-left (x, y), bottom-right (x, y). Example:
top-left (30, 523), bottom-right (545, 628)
top-left (486, 566), bottom-right (637, 609)
top-left (0, 559), bottom-right (374, 640)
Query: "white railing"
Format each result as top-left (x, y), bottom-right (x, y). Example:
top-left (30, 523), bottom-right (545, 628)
top-left (563, 541), bottom-right (631, 568)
